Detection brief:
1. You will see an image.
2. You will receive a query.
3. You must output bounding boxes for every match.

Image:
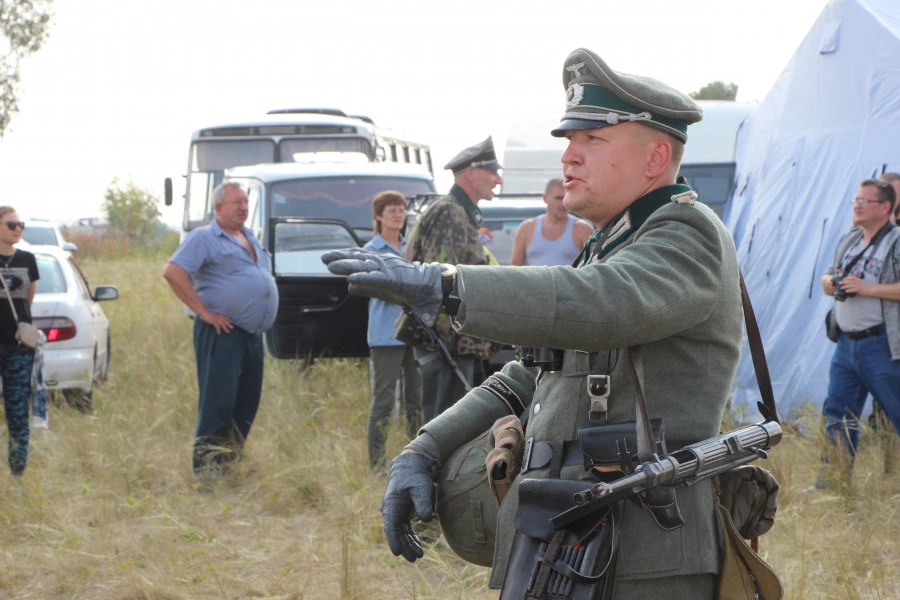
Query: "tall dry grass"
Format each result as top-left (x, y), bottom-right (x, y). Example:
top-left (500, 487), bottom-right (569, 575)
top-left (1, 255), bottom-right (898, 599)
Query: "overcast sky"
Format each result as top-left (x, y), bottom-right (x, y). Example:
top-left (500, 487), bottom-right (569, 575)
top-left (0, 0), bottom-right (828, 226)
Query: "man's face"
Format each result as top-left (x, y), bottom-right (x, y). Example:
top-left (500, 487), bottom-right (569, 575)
top-left (561, 123), bottom-right (652, 227)
top-left (215, 186), bottom-right (249, 230)
top-left (543, 184), bottom-right (568, 220)
top-left (468, 167), bottom-right (503, 202)
top-left (852, 185), bottom-right (891, 229)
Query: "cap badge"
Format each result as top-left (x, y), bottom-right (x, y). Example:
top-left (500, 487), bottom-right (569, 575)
top-left (565, 83), bottom-right (585, 108)
top-left (565, 61), bottom-right (586, 78)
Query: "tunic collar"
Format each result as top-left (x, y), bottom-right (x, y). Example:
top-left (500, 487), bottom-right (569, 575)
top-left (449, 184), bottom-right (484, 227)
top-left (579, 183), bottom-right (695, 265)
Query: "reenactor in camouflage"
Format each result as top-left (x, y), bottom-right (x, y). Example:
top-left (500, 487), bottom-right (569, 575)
top-left (400, 137), bottom-right (503, 421)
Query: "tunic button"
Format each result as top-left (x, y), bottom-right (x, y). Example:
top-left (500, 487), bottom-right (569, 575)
top-left (533, 403), bottom-right (541, 415)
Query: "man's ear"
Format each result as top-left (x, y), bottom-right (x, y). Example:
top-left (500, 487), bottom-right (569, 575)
top-left (645, 139), bottom-right (672, 178)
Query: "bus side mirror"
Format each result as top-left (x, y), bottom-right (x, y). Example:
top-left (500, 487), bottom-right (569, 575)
top-left (164, 177), bottom-right (173, 206)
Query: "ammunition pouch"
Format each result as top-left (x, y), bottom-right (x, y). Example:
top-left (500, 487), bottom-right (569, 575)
top-left (577, 420), bottom-right (685, 531)
top-left (577, 419), bottom-right (667, 473)
top-left (501, 479), bottom-right (620, 600)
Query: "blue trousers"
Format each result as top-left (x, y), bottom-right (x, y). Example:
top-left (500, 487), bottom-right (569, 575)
top-left (822, 330), bottom-right (900, 455)
top-left (0, 344), bottom-right (34, 474)
top-left (192, 320), bottom-right (264, 471)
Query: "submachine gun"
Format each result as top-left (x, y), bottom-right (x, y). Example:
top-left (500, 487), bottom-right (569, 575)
top-left (551, 417), bottom-right (782, 529)
top-left (402, 306), bottom-right (472, 392)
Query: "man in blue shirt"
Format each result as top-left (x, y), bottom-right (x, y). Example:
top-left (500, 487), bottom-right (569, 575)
top-left (364, 191), bottom-right (422, 471)
top-left (164, 181), bottom-right (279, 477)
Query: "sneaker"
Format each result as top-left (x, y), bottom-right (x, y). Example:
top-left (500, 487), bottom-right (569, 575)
top-left (32, 416), bottom-right (49, 430)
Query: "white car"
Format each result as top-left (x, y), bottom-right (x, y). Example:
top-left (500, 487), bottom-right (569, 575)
top-left (28, 245), bottom-right (118, 411)
top-left (21, 219), bottom-right (78, 252)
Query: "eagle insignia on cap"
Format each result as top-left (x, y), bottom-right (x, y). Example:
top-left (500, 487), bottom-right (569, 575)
top-left (566, 61), bottom-right (585, 78)
top-left (566, 83), bottom-right (585, 108)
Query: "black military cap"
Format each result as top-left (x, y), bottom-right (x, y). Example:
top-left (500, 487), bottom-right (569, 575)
top-left (444, 136), bottom-right (503, 174)
top-left (551, 48), bottom-right (702, 143)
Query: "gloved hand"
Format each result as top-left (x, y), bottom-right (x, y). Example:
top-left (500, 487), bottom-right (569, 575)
top-left (381, 451), bottom-right (440, 562)
top-left (322, 248), bottom-right (445, 326)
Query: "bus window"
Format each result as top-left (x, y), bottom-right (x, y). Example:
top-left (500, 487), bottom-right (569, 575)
top-left (280, 137), bottom-right (373, 162)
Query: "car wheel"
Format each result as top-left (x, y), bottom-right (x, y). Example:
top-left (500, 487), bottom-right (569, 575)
top-left (95, 333), bottom-right (111, 384)
top-left (63, 388), bottom-right (94, 414)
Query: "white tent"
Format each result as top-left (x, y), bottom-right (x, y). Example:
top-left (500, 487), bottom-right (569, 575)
top-left (725, 0), bottom-right (900, 419)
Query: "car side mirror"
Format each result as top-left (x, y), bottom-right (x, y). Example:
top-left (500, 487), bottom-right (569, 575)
top-left (62, 242), bottom-right (78, 252)
top-left (164, 177), bottom-right (173, 206)
top-left (93, 285), bottom-right (119, 301)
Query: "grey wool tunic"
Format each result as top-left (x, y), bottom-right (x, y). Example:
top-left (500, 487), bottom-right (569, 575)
top-left (420, 184), bottom-right (743, 590)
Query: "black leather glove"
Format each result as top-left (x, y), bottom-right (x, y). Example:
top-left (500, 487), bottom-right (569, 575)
top-left (381, 451), bottom-right (439, 563)
top-left (322, 248), bottom-right (445, 326)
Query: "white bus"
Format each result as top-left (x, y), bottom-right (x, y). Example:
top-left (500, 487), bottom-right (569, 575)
top-left (500, 101), bottom-right (756, 217)
top-left (164, 108), bottom-right (433, 230)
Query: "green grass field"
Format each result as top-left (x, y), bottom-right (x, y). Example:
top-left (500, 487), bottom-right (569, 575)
top-left (1, 255), bottom-right (898, 599)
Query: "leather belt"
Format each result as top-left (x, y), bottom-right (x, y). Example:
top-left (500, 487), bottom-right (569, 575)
top-left (521, 437), bottom-right (697, 476)
top-left (521, 439), bottom-right (583, 475)
top-left (845, 324), bottom-right (885, 340)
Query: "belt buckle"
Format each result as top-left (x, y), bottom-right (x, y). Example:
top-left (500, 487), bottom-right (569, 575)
top-left (521, 437), bottom-right (534, 474)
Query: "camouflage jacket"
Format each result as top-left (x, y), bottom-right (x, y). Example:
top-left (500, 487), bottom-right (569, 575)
top-left (398, 184), bottom-right (500, 358)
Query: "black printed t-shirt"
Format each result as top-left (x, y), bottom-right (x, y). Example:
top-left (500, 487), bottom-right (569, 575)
top-left (0, 249), bottom-right (40, 346)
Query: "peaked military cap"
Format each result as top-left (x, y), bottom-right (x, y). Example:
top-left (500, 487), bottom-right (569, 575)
top-left (444, 136), bottom-right (503, 174)
top-left (550, 48), bottom-right (702, 143)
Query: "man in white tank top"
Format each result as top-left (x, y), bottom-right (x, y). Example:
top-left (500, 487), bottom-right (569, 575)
top-left (510, 178), bottom-right (594, 266)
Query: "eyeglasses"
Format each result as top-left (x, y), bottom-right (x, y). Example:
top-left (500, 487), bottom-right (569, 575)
top-left (851, 198), bottom-right (886, 205)
top-left (4, 221), bottom-right (25, 231)
top-left (382, 208), bottom-right (407, 216)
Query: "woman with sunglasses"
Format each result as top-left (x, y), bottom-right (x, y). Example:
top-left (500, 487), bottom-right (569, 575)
top-left (0, 206), bottom-right (39, 476)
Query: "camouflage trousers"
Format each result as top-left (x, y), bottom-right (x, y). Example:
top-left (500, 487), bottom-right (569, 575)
top-left (0, 344), bottom-right (35, 475)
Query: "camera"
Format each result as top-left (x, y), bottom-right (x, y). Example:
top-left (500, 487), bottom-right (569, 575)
top-left (832, 274), bottom-right (856, 302)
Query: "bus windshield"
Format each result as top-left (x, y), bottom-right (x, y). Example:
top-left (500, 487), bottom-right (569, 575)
top-left (270, 176), bottom-right (434, 233)
top-left (187, 140), bottom-right (276, 226)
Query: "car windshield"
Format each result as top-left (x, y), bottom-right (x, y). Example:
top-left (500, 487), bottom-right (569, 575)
top-left (269, 176), bottom-right (434, 232)
top-left (34, 254), bottom-right (67, 293)
top-left (22, 226), bottom-right (58, 246)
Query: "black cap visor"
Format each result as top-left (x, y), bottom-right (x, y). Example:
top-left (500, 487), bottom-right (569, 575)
top-left (550, 118), bottom-right (614, 138)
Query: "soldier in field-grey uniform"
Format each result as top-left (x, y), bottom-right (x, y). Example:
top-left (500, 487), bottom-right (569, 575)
top-left (325, 48), bottom-right (743, 599)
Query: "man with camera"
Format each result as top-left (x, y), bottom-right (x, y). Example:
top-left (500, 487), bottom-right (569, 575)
top-left (820, 178), bottom-right (900, 484)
